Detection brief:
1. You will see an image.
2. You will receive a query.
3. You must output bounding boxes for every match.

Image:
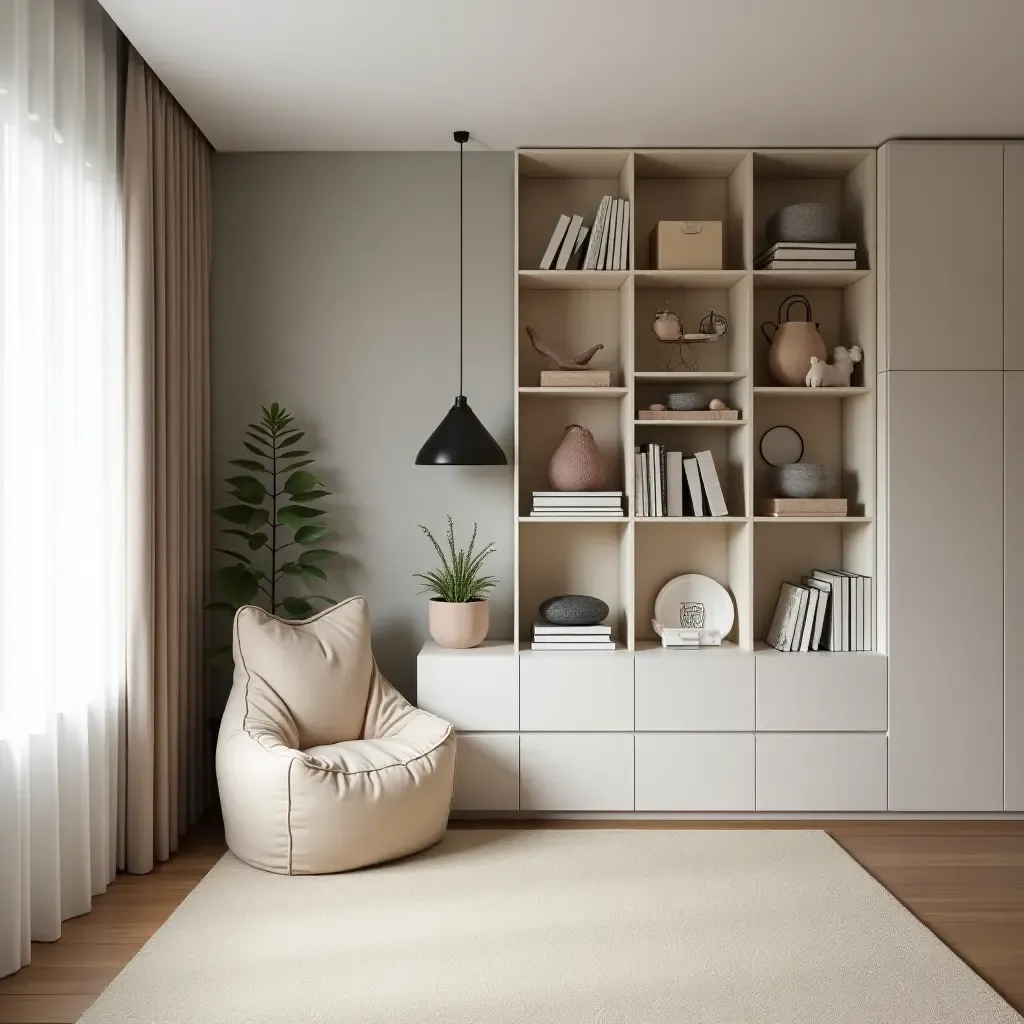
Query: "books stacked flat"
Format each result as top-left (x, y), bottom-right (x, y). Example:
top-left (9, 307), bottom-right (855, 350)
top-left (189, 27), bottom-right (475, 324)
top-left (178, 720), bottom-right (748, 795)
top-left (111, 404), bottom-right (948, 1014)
top-left (634, 447), bottom-right (728, 518)
top-left (530, 491), bottom-right (624, 518)
top-left (538, 196), bottom-right (630, 271)
top-left (766, 570), bottom-right (873, 652)
top-left (531, 621), bottom-right (615, 652)
top-left (756, 241), bottom-right (857, 271)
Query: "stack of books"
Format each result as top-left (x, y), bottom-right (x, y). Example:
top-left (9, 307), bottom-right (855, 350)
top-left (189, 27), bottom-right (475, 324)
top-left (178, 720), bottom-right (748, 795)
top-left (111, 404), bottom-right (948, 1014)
top-left (538, 196), bottom-right (630, 271)
top-left (756, 241), bottom-right (857, 271)
top-left (531, 621), bottom-right (615, 652)
top-left (634, 447), bottom-right (728, 518)
top-left (766, 570), bottom-right (873, 652)
top-left (530, 491), bottom-right (624, 518)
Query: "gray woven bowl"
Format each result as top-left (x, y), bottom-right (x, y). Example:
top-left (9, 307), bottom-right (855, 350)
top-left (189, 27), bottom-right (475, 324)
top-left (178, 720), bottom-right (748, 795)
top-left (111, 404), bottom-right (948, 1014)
top-left (766, 203), bottom-right (840, 244)
top-left (540, 595), bottom-right (609, 626)
top-left (774, 463), bottom-right (834, 499)
top-left (667, 392), bottom-right (709, 411)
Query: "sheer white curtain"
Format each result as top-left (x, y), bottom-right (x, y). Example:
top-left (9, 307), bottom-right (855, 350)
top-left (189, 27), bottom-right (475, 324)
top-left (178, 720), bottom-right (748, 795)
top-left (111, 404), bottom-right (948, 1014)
top-left (0, 0), bottom-right (124, 977)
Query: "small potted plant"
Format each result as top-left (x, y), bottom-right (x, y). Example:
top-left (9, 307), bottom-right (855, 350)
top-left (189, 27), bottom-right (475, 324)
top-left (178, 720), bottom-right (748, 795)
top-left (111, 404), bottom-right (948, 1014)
top-left (415, 516), bottom-right (497, 649)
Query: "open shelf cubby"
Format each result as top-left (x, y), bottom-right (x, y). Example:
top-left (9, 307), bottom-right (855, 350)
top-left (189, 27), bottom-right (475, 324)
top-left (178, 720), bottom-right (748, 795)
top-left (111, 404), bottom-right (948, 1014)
top-left (514, 149), bottom-right (877, 651)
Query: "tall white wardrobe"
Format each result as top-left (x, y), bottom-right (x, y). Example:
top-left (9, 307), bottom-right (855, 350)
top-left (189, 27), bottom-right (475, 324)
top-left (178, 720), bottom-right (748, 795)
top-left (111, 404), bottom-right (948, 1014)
top-left (879, 141), bottom-right (1023, 811)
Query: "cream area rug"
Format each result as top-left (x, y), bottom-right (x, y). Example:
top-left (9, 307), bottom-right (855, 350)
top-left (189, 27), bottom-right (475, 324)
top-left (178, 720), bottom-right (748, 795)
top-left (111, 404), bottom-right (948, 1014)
top-left (80, 829), bottom-right (1021, 1024)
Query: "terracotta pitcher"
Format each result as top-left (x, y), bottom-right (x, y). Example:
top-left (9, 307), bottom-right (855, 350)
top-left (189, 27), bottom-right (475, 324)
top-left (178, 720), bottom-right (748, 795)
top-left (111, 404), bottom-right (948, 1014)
top-left (761, 294), bottom-right (827, 386)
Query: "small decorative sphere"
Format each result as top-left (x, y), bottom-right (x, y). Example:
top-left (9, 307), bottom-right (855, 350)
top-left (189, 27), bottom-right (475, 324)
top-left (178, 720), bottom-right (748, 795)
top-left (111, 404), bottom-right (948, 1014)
top-left (649, 403), bottom-right (666, 411)
top-left (540, 595), bottom-right (609, 626)
top-left (709, 398), bottom-right (729, 411)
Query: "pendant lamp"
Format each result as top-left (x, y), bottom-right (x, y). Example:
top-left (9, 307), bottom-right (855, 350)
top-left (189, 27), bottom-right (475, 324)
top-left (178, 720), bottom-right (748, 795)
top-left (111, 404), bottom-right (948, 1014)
top-left (415, 131), bottom-right (507, 466)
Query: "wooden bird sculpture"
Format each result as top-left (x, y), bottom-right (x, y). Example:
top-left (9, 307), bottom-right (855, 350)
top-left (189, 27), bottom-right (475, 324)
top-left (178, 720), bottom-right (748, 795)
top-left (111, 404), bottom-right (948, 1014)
top-left (526, 326), bottom-right (603, 370)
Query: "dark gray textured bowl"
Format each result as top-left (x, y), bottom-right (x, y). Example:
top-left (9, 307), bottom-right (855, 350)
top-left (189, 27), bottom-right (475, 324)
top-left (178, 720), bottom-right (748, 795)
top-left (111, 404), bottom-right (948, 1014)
top-left (667, 391), bottom-right (710, 411)
top-left (766, 202), bottom-right (840, 244)
top-left (774, 462), bottom-right (834, 498)
top-left (539, 594), bottom-right (609, 626)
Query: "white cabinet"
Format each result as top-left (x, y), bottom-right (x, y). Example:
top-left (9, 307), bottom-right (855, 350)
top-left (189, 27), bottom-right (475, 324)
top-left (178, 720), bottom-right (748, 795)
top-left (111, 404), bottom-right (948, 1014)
top-left (634, 734), bottom-right (754, 811)
top-left (416, 641), bottom-right (518, 731)
top-left (1006, 146), bottom-right (1024, 371)
top-left (520, 733), bottom-right (634, 811)
top-left (755, 650), bottom-right (887, 732)
top-left (452, 734), bottom-right (520, 812)
top-left (881, 142), bottom-right (1003, 371)
top-left (756, 734), bottom-right (887, 811)
top-left (1005, 373), bottom-right (1024, 809)
top-left (519, 651), bottom-right (633, 731)
top-left (634, 648), bottom-right (753, 732)
top-left (886, 372), bottom-right (1004, 811)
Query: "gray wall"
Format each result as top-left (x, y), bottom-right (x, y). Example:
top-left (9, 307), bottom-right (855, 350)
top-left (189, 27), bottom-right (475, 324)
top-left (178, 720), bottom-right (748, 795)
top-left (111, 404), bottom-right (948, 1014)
top-left (212, 153), bottom-right (514, 697)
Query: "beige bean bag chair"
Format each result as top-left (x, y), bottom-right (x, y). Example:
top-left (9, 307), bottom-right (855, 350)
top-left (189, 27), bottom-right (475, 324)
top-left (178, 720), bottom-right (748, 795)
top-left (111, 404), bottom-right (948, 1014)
top-left (217, 596), bottom-right (456, 874)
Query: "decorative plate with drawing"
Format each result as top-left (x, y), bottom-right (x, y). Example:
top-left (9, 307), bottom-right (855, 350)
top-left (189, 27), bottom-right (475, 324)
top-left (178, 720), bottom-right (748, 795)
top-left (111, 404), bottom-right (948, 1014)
top-left (653, 574), bottom-right (735, 638)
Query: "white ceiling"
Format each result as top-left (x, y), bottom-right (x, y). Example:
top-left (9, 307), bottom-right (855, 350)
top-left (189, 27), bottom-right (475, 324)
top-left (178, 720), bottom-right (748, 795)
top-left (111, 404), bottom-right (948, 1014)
top-left (100, 0), bottom-right (1024, 152)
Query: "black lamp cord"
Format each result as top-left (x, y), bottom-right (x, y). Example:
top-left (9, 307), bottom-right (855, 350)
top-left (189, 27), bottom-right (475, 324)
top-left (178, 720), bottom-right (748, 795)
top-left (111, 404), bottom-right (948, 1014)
top-left (458, 133), bottom-right (464, 399)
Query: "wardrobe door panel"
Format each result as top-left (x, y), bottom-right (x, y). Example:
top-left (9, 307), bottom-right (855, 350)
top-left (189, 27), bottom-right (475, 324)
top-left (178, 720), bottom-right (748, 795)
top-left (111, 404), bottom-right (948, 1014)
top-left (887, 371), bottom-right (1003, 810)
top-left (1006, 372), bottom-right (1024, 809)
top-left (1006, 145), bottom-right (1024, 370)
top-left (884, 143), bottom-right (1003, 370)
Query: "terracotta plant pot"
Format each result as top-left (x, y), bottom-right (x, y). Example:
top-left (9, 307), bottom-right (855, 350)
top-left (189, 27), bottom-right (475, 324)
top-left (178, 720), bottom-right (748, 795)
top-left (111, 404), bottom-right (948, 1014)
top-left (428, 598), bottom-right (489, 649)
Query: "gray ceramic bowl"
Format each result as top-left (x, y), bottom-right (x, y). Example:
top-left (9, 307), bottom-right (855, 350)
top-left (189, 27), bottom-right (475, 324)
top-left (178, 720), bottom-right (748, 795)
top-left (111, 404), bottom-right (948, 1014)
top-left (774, 462), bottom-right (834, 499)
top-left (540, 595), bottom-right (609, 626)
top-left (766, 202), bottom-right (840, 244)
top-left (667, 392), bottom-right (710, 411)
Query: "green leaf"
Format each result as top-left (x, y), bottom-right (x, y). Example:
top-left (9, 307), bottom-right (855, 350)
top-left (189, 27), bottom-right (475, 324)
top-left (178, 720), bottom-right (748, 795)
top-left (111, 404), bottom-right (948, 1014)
top-left (226, 475), bottom-right (266, 504)
top-left (291, 489), bottom-right (330, 502)
top-left (206, 601), bottom-right (237, 614)
top-left (229, 458), bottom-right (268, 474)
top-left (299, 548), bottom-right (336, 564)
top-left (216, 564), bottom-right (259, 606)
top-left (270, 402), bottom-right (281, 418)
top-left (294, 524), bottom-right (330, 545)
top-left (278, 431), bottom-right (305, 450)
top-left (278, 449), bottom-right (310, 460)
top-left (284, 470), bottom-right (318, 496)
top-left (281, 561), bottom-right (328, 581)
top-left (244, 441), bottom-right (272, 459)
top-left (224, 528), bottom-right (256, 542)
top-left (246, 508), bottom-right (270, 530)
top-left (278, 505), bottom-right (326, 530)
top-left (246, 531), bottom-right (268, 550)
top-left (280, 596), bottom-right (314, 618)
top-left (215, 548), bottom-right (251, 564)
top-left (280, 458), bottom-right (314, 472)
top-left (215, 504), bottom-right (260, 525)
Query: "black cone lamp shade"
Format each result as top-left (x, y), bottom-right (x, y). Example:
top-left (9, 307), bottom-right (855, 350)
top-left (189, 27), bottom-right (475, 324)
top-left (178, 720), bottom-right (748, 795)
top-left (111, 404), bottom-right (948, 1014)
top-left (415, 131), bottom-right (507, 466)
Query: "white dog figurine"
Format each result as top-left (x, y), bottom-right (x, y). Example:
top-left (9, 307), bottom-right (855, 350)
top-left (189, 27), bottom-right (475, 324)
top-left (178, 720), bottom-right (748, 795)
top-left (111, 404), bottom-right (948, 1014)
top-left (805, 344), bottom-right (863, 387)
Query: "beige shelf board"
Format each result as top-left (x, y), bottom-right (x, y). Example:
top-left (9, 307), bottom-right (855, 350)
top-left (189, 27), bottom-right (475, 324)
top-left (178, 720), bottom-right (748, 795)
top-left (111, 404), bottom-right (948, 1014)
top-left (519, 269), bottom-right (629, 290)
top-left (754, 386), bottom-right (872, 398)
top-left (633, 150), bottom-right (748, 178)
top-left (517, 150), bottom-right (630, 179)
top-left (634, 269), bottom-right (747, 289)
top-left (518, 516), bottom-right (629, 525)
top-left (634, 418), bottom-right (748, 428)
top-left (753, 515), bottom-right (873, 524)
top-left (753, 268), bottom-right (871, 288)
top-left (634, 371), bottom-right (746, 382)
top-left (518, 386), bottom-right (628, 397)
top-left (753, 149), bottom-right (875, 178)
top-left (634, 516), bottom-right (748, 524)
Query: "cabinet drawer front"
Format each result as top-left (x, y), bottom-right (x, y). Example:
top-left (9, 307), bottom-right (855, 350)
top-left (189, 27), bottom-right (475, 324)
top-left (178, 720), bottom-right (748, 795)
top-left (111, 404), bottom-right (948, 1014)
top-left (635, 734), bottom-right (754, 811)
top-left (417, 644), bottom-right (518, 731)
top-left (520, 733), bottom-right (634, 811)
top-left (520, 653), bottom-right (633, 731)
top-left (635, 650), bottom-right (754, 731)
top-left (755, 653), bottom-right (887, 732)
top-left (756, 734), bottom-right (887, 811)
top-left (452, 733), bottom-right (519, 812)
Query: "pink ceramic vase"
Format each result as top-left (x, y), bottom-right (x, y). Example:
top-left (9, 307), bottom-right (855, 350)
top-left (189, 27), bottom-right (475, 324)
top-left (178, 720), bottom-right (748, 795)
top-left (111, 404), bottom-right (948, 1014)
top-left (548, 424), bottom-right (606, 491)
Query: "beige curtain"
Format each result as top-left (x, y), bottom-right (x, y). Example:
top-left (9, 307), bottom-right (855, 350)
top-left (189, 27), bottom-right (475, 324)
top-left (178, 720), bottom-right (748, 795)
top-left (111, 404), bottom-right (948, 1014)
top-left (122, 47), bottom-right (212, 874)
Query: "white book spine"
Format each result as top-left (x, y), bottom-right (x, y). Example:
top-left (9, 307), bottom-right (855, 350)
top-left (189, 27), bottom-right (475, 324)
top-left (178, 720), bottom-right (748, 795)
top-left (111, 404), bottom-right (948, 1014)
top-left (597, 203), bottom-right (612, 270)
top-left (618, 199), bottom-right (630, 270)
top-left (584, 196), bottom-right (611, 270)
top-left (695, 450), bottom-right (728, 516)
top-left (639, 452), bottom-right (648, 517)
top-left (799, 589), bottom-right (818, 652)
top-left (607, 200), bottom-right (621, 270)
top-left (683, 457), bottom-right (704, 517)
top-left (539, 214), bottom-right (570, 271)
top-left (666, 451), bottom-right (683, 517)
top-left (555, 214), bottom-right (584, 270)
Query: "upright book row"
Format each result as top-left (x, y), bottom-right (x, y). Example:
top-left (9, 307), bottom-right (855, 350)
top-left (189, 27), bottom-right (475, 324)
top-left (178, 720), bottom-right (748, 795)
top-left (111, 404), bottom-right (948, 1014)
top-left (767, 571), bottom-right (873, 653)
top-left (634, 445), bottom-right (729, 518)
top-left (538, 195), bottom-right (631, 271)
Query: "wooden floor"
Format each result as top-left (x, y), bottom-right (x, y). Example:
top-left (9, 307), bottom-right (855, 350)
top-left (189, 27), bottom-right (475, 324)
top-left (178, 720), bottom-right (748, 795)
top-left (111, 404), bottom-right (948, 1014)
top-left (1, 819), bottom-right (1022, 1023)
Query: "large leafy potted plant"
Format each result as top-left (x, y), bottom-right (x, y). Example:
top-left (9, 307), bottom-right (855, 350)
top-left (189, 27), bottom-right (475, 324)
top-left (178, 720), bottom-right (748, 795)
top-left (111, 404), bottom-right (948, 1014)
top-left (415, 517), bottom-right (496, 649)
top-left (211, 403), bottom-right (337, 633)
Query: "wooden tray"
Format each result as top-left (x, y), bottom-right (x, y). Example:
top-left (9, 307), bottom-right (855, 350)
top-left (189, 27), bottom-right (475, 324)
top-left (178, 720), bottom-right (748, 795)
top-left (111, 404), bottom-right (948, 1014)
top-left (759, 498), bottom-right (848, 516)
top-left (637, 409), bottom-right (740, 421)
top-left (540, 370), bottom-right (612, 387)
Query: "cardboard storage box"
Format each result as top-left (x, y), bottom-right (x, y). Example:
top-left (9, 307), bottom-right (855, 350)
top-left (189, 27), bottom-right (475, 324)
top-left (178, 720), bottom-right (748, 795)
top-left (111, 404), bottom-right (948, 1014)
top-left (649, 221), bottom-right (723, 270)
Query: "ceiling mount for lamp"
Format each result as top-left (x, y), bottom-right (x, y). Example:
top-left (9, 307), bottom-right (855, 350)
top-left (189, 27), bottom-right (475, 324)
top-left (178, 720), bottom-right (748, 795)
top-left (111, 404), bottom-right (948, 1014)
top-left (415, 130), bottom-right (507, 466)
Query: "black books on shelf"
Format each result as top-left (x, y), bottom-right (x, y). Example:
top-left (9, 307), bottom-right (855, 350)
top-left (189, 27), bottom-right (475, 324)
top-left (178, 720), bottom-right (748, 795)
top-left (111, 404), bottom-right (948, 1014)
top-left (531, 621), bottom-right (615, 652)
top-left (765, 569), bottom-right (874, 652)
top-left (633, 446), bottom-right (728, 518)
top-left (755, 241), bottom-right (857, 271)
top-left (530, 491), bottom-right (625, 518)
top-left (539, 196), bottom-right (630, 271)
